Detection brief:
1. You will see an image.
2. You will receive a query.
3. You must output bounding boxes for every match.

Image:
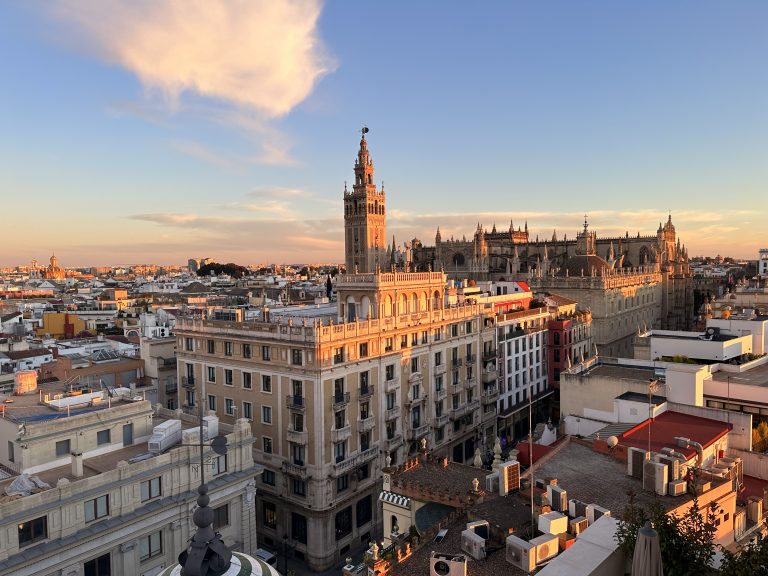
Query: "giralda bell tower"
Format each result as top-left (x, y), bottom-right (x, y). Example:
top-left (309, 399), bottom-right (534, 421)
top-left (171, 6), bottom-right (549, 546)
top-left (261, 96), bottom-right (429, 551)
top-left (344, 127), bottom-right (386, 274)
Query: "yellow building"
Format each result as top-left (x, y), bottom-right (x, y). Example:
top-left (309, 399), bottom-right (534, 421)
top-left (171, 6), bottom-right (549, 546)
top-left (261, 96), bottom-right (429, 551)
top-left (36, 312), bottom-right (88, 339)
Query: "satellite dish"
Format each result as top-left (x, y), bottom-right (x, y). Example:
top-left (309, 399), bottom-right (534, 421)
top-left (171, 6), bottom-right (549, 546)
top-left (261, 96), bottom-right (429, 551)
top-left (211, 435), bottom-right (228, 455)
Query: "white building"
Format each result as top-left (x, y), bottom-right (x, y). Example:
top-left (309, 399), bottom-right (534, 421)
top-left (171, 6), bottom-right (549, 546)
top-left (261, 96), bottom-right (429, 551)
top-left (760, 248), bottom-right (768, 278)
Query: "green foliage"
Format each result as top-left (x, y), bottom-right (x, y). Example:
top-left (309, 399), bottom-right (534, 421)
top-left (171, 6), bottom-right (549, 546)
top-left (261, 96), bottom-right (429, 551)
top-left (196, 262), bottom-right (249, 279)
top-left (752, 421), bottom-right (768, 452)
top-left (661, 355), bottom-right (699, 364)
top-left (720, 537), bottom-right (768, 576)
top-left (615, 490), bottom-right (718, 576)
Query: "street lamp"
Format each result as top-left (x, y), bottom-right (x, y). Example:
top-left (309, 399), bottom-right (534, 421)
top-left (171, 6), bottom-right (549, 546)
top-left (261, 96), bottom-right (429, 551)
top-left (282, 533), bottom-right (288, 575)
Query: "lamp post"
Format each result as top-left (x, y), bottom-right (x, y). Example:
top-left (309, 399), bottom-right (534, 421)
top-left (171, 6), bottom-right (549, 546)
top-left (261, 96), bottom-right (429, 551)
top-left (283, 534), bottom-right (288, 576)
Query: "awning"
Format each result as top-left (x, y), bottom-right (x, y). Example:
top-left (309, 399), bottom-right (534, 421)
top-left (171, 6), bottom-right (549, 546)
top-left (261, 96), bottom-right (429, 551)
top-left (379, 490), bottom-right (411, 510)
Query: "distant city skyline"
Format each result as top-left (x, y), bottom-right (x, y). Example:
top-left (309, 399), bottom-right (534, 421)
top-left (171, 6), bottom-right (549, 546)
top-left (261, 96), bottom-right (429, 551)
top-left (1, 1), bottom-right (766, 267)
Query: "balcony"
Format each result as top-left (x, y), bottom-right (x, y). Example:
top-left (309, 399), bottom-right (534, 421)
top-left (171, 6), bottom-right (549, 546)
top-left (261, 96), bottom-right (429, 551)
top-left (433, 413), bottom-right (449, 428)
top-left (166, 383), bottom-right (178, 394)
top-left (465, 377), bottom-right (476, 390)
top-left (384, 433), bottom-right (403, 452)
top-left (482, 349), bottom-right (498, 362)
top-left (407, 423), bottom-right (429, 441)
top-left (283, 461), bottom-right (308, 480)
top-left (358, 416), bottom-right (375, 433)
top-left (333, 446), bottom-right (379, 475)
top-left (451, 358), bottom-right (463, 368)
top-left (332, 392), bottom-right (351, 408)
top-left (333, 353), bottom-right (345, 365)
top-left (482, 367), bottom-right (499, 385)
top-left (434, 363), bottom-right (446, 375)
top-left (385, 406), bottom-right (400, 421)
top-left (287, 429), bottom-right (308, 444)
top-left (434, 387), bottom-right (447, 401)
top-left (466, 354), bottom-right (476, 364)
top-left (385, 376), bottom-right (399, 392)
top-left (482, 385), bottom-right (499, 403)
top-left (450, 404), bottom-right (468, 420)
top-left (407, 394), bottom-right (426, 406)
top-left (331, 425), bottom-right (352, 444)
top-left (359, 385), bottom-right (374, 400)
top-left (181, 376), bottom-right (196, 389)
top-left (466, 398), bottom-right (481, 413)
top-left (286, 395), bottom-right (306, 411)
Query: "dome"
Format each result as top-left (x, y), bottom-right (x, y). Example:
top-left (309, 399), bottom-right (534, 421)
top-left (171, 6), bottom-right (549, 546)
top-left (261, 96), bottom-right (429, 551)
top-left (158, 552), bottom-right (283, 576)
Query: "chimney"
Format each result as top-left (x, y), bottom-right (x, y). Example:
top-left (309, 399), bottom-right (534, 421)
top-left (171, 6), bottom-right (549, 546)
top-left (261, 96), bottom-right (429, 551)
top-left (71, 451), bottom-right (83, 477)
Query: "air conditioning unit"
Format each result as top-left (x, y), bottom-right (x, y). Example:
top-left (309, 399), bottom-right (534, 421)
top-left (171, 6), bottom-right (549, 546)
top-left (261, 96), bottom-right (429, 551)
top-left (586, 504), bottom-right (611, 525)
top-left (466, 520), bottom-right (490, 541)
top-left (538, 511), bottom-right (568, 535)
top-left (430, 552), bottom-right (467, 576)
top-left (506, 535), bottom-right (536, 573)
top-left (569, 516), bottom-right (588, 536)
top-left (530, 533), bottom-right (559, 563)
top-left (643, 461), bottom-right (668, 496)
top-left (485, 472), bottom-right (499, 493)
top-left (499, 460), bottom-right (521, 496)
top-left (568, 499), bottom-right (587, 519)
top-left (668, 479), bottom-right (687, 496)
top-left (655, 454), bottom-right (681, 481)
top-left (461, 529), bottom-right (486, 560)
top-left (627, 447), bottom-right (648, 479)
top-left (547, 485), bottom-right (568, 512)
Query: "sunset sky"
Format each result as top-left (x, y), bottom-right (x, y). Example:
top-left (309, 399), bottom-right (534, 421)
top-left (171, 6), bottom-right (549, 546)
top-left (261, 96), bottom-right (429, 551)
top-left (1, 1), bottom-right (766, 267)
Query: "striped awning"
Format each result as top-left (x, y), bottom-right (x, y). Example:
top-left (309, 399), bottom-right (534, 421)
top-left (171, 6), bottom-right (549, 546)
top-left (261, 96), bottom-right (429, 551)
top-left (379, 490), bottom-right (411, 509)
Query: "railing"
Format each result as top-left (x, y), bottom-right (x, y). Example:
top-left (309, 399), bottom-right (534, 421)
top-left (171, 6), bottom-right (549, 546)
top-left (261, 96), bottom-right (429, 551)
top-left (451, 358), bottom-right (463, 368)
top-left (181, 376), bottom-right (195, 389)
top-left (332, 392), bottom-right (351, 407)
top-left (465, 377), bottom-right (476, 389)
top-left (333, 446), bottom-right (379, 475)
top-left (359, 385), bottom-right (374, 400)
top-left (482, 349), bottom-right (497, 362)
top-left (286, 395), bottom-right (306, 411)
top-left (450, 405), bottom-right (468, 420)
top-left (358, 416), bottom-right (375, 433)
top-left (434, 387), bottom-right (447, 401)
top-left (283, 461), bottom-right (308, 479)
top-left (165, 384), bottom-right (178, 394)
top-left (482, 386), bottom-right (499, 402)
top-left (386, 406), bottom-right (400, 421)
top-left (407, 423), bottom-right (429, 441)
top-left (287, 429), bottom-right (308, 444)
top-left (434, 363), bottom-right (446, 375)
top-left (466, 354), bottom-right (476, 364)
top-left (331, 425), bottom-right (352, 443)
top-left (386, 377), bottom-right (399, 392)
top-left (433, 413), bottom-right (449, 428)
top-left (333, 353), bottom-right (345, 365)
top-left (407, 394), bottom-right (426, 405)
top-left (384, 433), bottom-right (403, 451)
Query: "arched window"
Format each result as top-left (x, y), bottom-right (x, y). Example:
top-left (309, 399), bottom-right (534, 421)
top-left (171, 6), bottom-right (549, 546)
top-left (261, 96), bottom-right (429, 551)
top-left (400, 294), bottom-right (408, 314)
top-left (433, 290), bottom-right (441, 310)
top-left (384, 295), bottom-right (393, 317)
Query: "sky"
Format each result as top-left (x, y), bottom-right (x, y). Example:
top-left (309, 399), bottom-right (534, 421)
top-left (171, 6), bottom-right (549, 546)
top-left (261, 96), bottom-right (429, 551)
top-left (0, 1), bottom-right (766, 267)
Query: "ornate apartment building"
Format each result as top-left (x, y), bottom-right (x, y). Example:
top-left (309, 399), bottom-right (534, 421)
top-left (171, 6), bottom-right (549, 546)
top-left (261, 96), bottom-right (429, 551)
top-left (175, 134), bottom-right (499, 571)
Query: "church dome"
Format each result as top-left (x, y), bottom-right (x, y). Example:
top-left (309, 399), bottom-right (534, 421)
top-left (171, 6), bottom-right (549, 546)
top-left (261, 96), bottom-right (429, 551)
top-left (558, 254), bottom-right (613, 277)
top-left (158, 552), bottom-right (282, 576)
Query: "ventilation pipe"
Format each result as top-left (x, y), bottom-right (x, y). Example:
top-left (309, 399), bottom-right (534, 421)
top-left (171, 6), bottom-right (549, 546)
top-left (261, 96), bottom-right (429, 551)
top-left (675, 437), bottom-right (704, 467)
top-left (71, 451), bottom-right (84, 477)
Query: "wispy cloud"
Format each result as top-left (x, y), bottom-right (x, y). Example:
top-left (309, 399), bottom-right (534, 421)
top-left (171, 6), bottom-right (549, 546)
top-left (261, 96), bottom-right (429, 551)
top-left (49, 0), bottom-right (335, 165)
top-left (170, 139), bottom-right (234, 169)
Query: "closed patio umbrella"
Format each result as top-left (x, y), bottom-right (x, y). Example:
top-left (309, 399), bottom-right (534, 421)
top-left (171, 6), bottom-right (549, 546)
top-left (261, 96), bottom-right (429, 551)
top-left (632, 521), bottom-right (664, 576)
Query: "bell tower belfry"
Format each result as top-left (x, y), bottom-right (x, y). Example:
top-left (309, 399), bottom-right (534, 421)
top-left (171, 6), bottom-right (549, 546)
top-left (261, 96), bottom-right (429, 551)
top-left (344, 127), bottom-right (386, 273)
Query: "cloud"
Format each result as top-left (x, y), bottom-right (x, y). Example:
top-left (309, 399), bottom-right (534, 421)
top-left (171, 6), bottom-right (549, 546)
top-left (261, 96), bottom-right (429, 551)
top-left (50, 0), bottom-right (335, 117)
top-left (170, 139), bottom-right (234, 169)
top-left (248, 187), bottom-right (309, 199)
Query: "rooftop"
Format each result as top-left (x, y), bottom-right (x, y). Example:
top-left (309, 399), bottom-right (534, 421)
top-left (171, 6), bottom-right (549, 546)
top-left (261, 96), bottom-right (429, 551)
top-left (582, 363), bottom-right (659, 382)
top-left (619, 411), bottom-right (732, 460)
top-left (615, 391), bottom-right (667, 406)
top-left (712, 362), bottom-right (768, 388)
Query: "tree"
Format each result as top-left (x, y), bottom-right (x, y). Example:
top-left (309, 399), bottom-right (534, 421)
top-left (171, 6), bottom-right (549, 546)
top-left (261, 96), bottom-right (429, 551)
top-left (720, 537), bottom-right (768, 576)
top-left (326, 275), bottom-right (333, 299)
top-left (752, 421), bottom-right (768, 452)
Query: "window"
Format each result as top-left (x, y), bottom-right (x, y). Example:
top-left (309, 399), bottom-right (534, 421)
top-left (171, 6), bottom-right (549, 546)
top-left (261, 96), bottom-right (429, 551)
top-left (411, 383), bottom-right (420, 400)
top-left (263, 437), bottom-right (273, 454)
top-left (357, 495), bottom-right (372, 527)
top-left (435, 375), bottom-right (443, 391)
top-left (292, 379), bottom-right (303, 397)
top-left (225, 398), bottom-right (235, 416)
top-left (385, 364), bottom-right (395, 380)
top-left (466, 321), bottom-right (472, 334)
top-left (262, 405), bottom-right (272, 424)
top-left (243, 401), bottom-right (252, 420)
top-left (335, 507), bottom-right (352, 540)
top-left (262, 374), bottom-right (272, 392)
top-left (84, 553), bottom-right (111, 576)
top-left (208, 395), bottom-right (217, 411)
top-left (262, 469), bottom-right (275, 486)
top-left (410, 357), bottom-right (419, 373)
top-left (140, 531), bottom-right (162, 561)
top-left (243, 372), bottom-right (252, 389)
top-left (400, 335), bottom-right (408, 349)
top-left (334, 346), bottom-right (345, 364)
top-left (243, 343), bottom-right (251, 358)
top-left (335, 409), bottom-right (346, 430)
top-left (386, 392), bottom-right (396, 410)
top-left (8, 441), bottom-right (14, 463)
top-left (292, 478), bottom-right (306, 497)
top-left (97, 429), bottom-right (111, 446)
top-left (186, 390), bottom-right (196, 407)
top-left (213, 504), bottom-right (229, 529)
top-left (207, 366), bottom-right (216, 383)
top-left (385, 337), bottom-right (393, 352)
top-left (360, 431), bottom-right (371, 451)
top-left (412, 406), bottom-right (421, 428)
top-left (261, 345), bottom-right (271, 361)
top-left (360, 370), bottom-right (370, 389)
top-left (224, 341), bottom-right (233, 356)
top-left (291, 349), bottom-right (303, 366)
top-left (263, 501), bottom-right (277, 529)
top-left (292, 513), bottom-right (308, 545)
top-left (554, 349), bottom-right (560, 362)
top-left (85, 495), bottom-right (109, 522)
top-left (207, 340), bottom-right (215, 354)
top-left (292, 443), bottom-right (305, 465)
top-left (224, 369), bottom-right (233, 386)
top-left (359, 342), bottom-right (368, 358)
top-left (435, 327), bottom-right (442, 341)
top-left (293, 412), bottom-right (304, 432)
top-left (451, 324), bottom-right (459, 337)
top-left (334, 441), bottom-right (347, 463)
top-left (436, 426), bottom-right (444, 442)
top-left (185, 337), bottom-right (193, 351)
top-left (360, 402), bottom-right (370, 420)
top-left (56, 439), bottom-right (70, 457)
top-left (211, 454), bottom-right (227, 475)
top-left (337, 474), bottom-right (350, 493)
top-left (141, 477), bottom-right (162, 502)
top-left (18, 516), bottom-right (47, 547)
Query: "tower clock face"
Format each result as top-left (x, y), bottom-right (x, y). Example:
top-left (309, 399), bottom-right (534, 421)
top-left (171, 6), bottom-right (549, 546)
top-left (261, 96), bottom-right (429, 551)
top-left (434, 560), bottom-right (451, 575)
